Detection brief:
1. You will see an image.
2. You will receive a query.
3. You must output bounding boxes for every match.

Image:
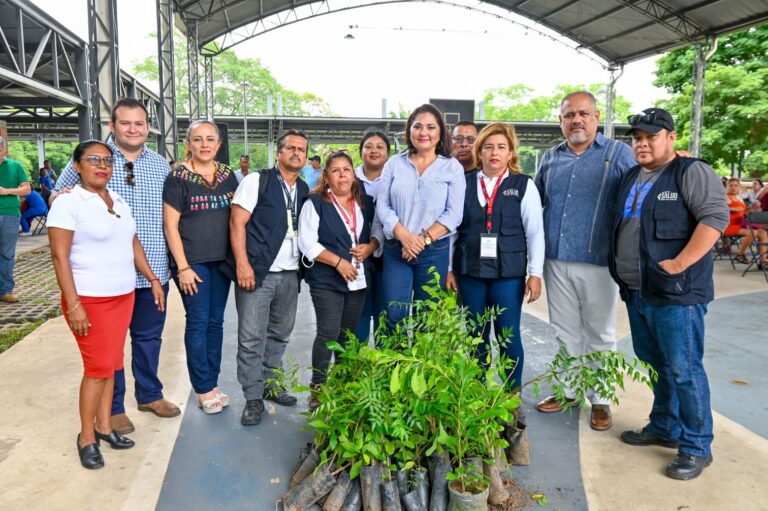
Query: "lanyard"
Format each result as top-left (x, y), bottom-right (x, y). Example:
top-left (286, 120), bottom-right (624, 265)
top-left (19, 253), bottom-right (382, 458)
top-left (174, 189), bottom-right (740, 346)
top-left (329, 192), bottom-right (358, 245)
top-left (275, 171), bottom-right (298, 231)
top-left (480, 170), bottom-right (506, 232)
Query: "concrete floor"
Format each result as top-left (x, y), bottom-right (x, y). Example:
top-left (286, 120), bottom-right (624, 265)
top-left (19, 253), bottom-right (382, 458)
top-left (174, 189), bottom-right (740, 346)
top-left (1, 256), bottom-right (766, 511)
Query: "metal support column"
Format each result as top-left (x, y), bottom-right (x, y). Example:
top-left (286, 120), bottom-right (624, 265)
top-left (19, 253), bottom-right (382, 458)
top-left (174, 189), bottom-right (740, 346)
top-left (690, 39), bottom-right (717, 157)
top-left (187, 22), bottom-right (201, 120)
top-left (87, 0), bottom-right (120, 141)
top-left (604, 65), bottom-right (623, 139)
top-left (204, 55), bottom-right (214, 121)
top-left (156, 0), bottom-right (178, 161)
top-left (75, 44), bottom-right (92, 141)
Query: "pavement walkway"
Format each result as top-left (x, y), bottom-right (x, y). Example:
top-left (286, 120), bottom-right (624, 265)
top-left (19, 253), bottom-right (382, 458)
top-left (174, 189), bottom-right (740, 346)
top-left (0, 237), bottom-right (766, 511)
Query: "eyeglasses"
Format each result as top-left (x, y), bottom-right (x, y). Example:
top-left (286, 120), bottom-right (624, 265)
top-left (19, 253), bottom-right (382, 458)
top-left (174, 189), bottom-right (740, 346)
top-left (125, 161), bottom-right (136, 186)
top-left (80, 155), bottom-right (114, 167)
top-left (451, 136), bottom-right (476, 144)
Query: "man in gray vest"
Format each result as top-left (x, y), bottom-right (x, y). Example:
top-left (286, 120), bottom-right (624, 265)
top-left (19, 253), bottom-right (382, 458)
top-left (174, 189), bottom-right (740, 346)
top-left (609, 108), bottom-right (727, 480)
top-left (229, 130), bottom-right (310, 426)
top-left (534, 91), bottom-right (635, 431)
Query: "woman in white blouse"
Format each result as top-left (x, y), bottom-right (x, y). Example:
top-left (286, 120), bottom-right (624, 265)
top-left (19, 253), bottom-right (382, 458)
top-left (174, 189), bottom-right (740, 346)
top-left (446, 122), bottom-right (544, 394)
top-left (298, 150), bottom-right (382, 410)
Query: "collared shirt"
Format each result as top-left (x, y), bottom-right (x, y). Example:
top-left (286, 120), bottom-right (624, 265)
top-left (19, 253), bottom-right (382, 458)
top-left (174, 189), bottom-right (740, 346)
top-left (535, 132), bottom-right (635, 266)
top-left (376, 152), bottom-right (465, 239)
top-left (55, 139), bottom-right (171, 287)
top-left (355, 165), bottom-right (384, 201)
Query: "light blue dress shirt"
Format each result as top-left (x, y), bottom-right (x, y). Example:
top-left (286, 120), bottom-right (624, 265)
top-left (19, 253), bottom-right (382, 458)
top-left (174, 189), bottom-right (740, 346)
top-left (376, 152), bottom-right (465, 240)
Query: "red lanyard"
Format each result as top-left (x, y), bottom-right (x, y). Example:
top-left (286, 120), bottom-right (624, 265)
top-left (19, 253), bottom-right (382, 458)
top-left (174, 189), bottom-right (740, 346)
top-left (329, 192), bottom-right (358, 245)
top-left (480, 171), bottom-right (506, 232)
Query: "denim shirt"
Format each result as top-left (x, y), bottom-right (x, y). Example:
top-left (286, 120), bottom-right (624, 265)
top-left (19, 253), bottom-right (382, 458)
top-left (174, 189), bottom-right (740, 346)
top-left (376, 152), bottom-right (465, 239)
top-left (535, 133), bottom-right (635, 266)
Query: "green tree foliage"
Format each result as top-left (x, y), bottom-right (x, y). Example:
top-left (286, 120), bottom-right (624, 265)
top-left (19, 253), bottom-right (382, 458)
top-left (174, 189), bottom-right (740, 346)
top-left (654, 26), bottom-right (768, 177)
top-left (482, 83), bottom-right (632, 123)
top-left (4, 141), bottom-right (76, 183)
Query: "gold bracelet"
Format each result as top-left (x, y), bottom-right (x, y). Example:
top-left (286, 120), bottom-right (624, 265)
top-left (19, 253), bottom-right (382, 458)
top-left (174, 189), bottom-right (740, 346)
top-left (178, 266), bottom-right (191, 273)
top-left (68, 300), bottom-right (82, 315)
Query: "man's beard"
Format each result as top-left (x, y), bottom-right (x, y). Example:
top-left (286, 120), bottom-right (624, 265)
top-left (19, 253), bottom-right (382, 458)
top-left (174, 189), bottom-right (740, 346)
top-left (567, 131), bottom-right (589, 145)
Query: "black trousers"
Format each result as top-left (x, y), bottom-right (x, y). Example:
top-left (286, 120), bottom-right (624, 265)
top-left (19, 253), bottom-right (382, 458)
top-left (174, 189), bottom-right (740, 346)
top-left (309, 286), bottom-right (367, 385)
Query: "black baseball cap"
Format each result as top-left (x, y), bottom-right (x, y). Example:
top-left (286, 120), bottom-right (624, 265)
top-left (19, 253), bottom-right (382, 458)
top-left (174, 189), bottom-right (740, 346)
top-left (626, 108), bottom-right (675, 135)
top-left (309, 155), bottom-right (321, 162)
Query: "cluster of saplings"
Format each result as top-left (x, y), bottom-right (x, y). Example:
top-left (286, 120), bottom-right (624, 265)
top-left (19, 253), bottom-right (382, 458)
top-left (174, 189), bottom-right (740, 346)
top-left (280, 271), bottom-right (654, 511)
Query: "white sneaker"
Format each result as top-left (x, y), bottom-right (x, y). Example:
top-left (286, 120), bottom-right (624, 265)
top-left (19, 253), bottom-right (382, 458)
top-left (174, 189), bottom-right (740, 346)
top-left (19, 232), bottom-right (33, 237)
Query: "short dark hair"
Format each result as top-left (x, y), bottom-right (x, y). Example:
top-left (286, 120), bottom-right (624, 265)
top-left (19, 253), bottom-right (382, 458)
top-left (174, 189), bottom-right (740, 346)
top-left (240, 154), bottom-right (250, 160)
top-left (359, 129), bottom-right (391, 156)
top-left (405, 104), bottom-right (451, 157)
top-left (111, 97), bottom-right (149, 124)
top-left (43, 159), bottom-right (50, 165)
top-left (277, 129), bottom-right (308, 152)
top-left (453, 121), bottom-right (477, 130)
top-left (73, 140), bottom-right (113, 162)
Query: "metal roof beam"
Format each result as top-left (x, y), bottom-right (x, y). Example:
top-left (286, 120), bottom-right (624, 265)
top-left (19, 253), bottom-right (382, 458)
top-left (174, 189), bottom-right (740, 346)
top-left (614, 0), bottom-right (706, 43)
top-left (0, 66), bottom-right (85, 106)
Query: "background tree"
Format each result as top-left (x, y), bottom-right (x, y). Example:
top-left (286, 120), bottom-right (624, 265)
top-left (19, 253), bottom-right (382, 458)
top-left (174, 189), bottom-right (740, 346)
top-left (655, 26), bottom-right (768, 177)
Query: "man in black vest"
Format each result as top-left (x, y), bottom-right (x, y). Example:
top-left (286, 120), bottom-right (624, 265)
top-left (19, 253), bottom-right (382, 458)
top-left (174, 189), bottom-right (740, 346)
top-left (609, 108), bottom-right (727, 480)
top-left (229, 130), bottom-right (311, 426)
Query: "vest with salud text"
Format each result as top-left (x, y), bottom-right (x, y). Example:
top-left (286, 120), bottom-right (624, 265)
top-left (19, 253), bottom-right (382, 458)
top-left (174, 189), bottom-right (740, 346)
top-left (228, 167), bottom-right (309, 286)
top-left (304, 194), bottom-right (375, 293)
top-left (453, 171), bottom-right (529, 279)
top-left (610, 156), bottom-right (714, 305)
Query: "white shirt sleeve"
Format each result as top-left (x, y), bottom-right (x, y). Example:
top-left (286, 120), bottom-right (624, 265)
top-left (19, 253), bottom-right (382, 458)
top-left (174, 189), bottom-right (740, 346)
top-left (370, 215), bottom-right (385, 258)
top-left (297, 200), bottom-right (326, 261)
top-left (46, 194), bottom-right (77, 230)
top-left (232, 172), bottom-right (261, 213)
top-left (520, 183), bottom-right (545, 277)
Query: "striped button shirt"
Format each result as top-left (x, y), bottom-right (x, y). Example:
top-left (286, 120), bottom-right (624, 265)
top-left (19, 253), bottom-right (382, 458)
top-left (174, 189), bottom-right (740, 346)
top-left (55, 139), bottom-right (171, 288)
top-left (376, 152), bottom-right (466, 239)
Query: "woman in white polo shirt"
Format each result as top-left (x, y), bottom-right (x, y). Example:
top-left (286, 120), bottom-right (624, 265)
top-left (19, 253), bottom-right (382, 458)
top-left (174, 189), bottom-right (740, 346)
top-left (48, 140), bottom-right (164, 470)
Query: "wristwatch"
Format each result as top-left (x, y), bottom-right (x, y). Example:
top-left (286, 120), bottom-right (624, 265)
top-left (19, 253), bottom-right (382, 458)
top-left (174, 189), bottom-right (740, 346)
top-left (422, 232), bottom-right (432, 246)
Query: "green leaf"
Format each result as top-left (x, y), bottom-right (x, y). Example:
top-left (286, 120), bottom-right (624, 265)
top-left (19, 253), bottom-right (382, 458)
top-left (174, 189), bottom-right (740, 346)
top-left (350, 460), bottom-right (363, 479)
top-left (411, 369), bottom-right (426, 397)
top-left (390, 364), bottom-right (401, 394)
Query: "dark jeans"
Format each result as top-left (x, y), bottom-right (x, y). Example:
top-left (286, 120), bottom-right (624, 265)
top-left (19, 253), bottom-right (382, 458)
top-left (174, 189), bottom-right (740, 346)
top-left (20, 205), bottom-right (47, 233)
top-left (0, 215), bottom-right (17, 295)
top-left (626, 290), bottom-right (713, 458)
top-left (173, 262), bottom-right (231, 394)
top-left (112, 282), bottom-right (169, 414)
top-left (457, 274), bottom-right (526, 390)
top-left (353, 266), bottom-right (386, 342)
top-left (382, 237), bottom-right (449, 328)
top-left (310, 287), bottom-right (367, 385)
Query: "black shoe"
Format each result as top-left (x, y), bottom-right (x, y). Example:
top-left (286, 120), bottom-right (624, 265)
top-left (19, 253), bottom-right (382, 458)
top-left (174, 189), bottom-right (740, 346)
top-left (241, 399), bottom-right (265, 426)
top-left (620, 428), bottom-right (680, 449)
top-left (665, 452), bottom-right (713, 480)
top-left (77, 435), bottom-right (105, 470)
top-left (265, 387), bottom-right (298, 407)
top-left (96, 429), bottom-right (135, 450)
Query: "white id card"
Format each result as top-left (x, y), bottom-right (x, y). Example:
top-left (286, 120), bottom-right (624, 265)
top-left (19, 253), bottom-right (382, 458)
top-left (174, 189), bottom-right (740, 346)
top-left (347, 260), bottom-right (368, 291)
top-left (292, 237), bottom-right (299, 257)
top-left (480, 233), bottom-right (498, 259)
top-left (286, 211), bottom-right (295, 237)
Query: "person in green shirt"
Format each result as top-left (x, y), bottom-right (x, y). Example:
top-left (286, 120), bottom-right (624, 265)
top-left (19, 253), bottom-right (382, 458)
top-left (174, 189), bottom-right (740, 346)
top-left (0, 136), bottom-right (31, 303)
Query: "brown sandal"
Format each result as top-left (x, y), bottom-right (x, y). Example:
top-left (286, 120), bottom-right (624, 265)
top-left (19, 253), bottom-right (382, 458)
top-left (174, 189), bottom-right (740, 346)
top-left (734, 254), bottom-right (750, 264)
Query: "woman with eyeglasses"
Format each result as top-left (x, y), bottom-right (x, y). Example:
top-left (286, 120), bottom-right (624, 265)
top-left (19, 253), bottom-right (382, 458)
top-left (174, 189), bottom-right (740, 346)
top-left (48, 140), bottom-right (165, 469)
top-left (352, 129), bottom-right (390, 343)
top-left (163, 120), bottom-right (238, 414)
top-left (376, 104), bottom-right (466, 328)
top-left (298, 150), bottom-right (382, 410)
top-left (446, 123), bottom-right (544, 392)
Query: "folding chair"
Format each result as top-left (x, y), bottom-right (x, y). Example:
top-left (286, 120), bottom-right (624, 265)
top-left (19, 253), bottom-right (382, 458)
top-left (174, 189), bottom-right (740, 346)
top-left (31, 214), bottom-right (47, 235)
top-left (741, 211), bottom-right (768, 282)
top-left (712, 235), bottom-right (742, 270)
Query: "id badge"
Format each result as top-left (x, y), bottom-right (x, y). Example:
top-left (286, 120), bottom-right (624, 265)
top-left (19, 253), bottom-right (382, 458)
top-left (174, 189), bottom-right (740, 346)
top-left (292, 237), bottom-right (299, 257)
top-left (286, 211), bottom-right (295, 237)
top-left (347, 260), bottom-right (368, 291)
top-left (480, 233), bottom-right (498, 259)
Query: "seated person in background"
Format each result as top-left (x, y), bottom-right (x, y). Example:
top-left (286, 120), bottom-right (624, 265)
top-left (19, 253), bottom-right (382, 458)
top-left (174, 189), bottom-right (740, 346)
top-left (739, 201), bottom-right (768, 266)
top-left (724, 177), bottom-right (757, 264)
top-left (19, 189), bottom-right (48, 236)
top-left (742, 179), bottom-right (763, 205)
top-left (38, 168), bottom-right (54, 203)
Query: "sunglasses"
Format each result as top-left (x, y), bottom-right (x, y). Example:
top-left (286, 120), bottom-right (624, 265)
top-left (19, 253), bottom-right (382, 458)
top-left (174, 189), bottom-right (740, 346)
top-left (125, 161), bottom-right (136, 186)
top-left (80, 155), bottom-right (114, 167)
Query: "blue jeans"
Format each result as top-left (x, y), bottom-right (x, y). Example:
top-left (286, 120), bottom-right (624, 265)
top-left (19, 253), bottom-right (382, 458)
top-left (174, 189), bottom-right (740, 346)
top-left (174, 262), bottom-right (231, 394)
top-left (457, 275), bottom-right (526, 391)
top-left (0, 215), bottom-right (18, 295)
top-left (112, 282), bottom-right (169, 414)
top-left (382, 237), bottom-right (450, 328)
top-left (626, 290), bottom-right (713, 458)
top-left (353, 266), bottom-right (386, 342)
top-left (20, 206), bottom-right (47, 233)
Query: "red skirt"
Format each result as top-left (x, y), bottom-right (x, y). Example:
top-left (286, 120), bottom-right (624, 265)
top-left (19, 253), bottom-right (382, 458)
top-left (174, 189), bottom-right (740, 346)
top-left (62, 292), bottom-right (135, 378)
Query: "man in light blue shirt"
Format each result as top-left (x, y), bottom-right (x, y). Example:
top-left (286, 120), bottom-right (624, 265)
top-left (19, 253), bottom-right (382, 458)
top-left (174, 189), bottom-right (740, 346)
top-left (534, 91), bottom-right (635, 431)
top-left (300, 155), bottom-right (321, 190)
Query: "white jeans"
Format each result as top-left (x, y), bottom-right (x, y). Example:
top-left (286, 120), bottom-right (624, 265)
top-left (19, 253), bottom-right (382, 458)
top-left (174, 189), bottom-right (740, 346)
top-left (543, 259), bottom-right (619, 405)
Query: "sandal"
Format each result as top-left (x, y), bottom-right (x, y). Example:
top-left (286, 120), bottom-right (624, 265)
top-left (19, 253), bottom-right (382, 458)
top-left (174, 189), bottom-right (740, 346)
top-left (197, 394), bottom-right (223, 415)
top-left (215, 389), bottom-right (230, 408)
top-left (734, 254), bottom-right (750, 264)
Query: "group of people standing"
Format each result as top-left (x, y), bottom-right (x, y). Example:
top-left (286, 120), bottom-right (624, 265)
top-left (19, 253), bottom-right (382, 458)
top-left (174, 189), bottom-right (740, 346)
top-left (47, 92), bottom-right (726, 482)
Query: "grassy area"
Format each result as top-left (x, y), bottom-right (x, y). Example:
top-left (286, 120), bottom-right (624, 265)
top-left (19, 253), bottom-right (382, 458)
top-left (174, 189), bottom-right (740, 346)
top-left (0, 319), bottom-right (46, 354)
